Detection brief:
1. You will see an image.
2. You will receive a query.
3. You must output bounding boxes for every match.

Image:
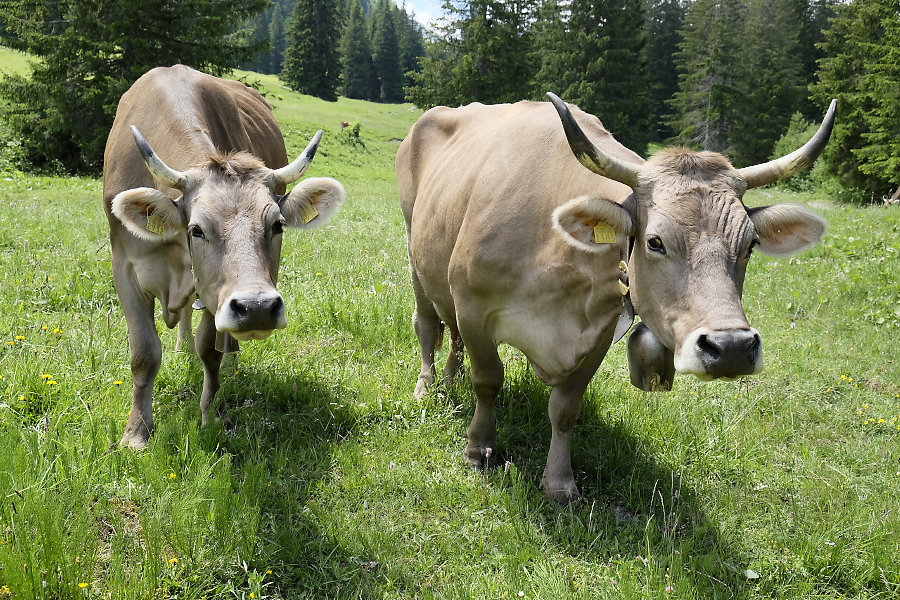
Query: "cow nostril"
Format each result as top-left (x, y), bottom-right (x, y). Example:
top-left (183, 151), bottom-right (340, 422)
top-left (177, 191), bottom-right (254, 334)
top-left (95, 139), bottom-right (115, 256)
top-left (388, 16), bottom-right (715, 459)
top-left (696, 334), bottom-right (720, 359)
top-left (230, 298), bottom-right (247, 318)
top-left (748, 333), bottom-right (761, 363)
top-left (269, 296), bottom-right (283, 314)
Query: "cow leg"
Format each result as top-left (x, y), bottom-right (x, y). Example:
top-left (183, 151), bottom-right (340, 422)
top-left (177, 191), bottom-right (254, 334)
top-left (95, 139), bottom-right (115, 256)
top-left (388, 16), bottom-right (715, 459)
top-left (117, 276), bottom-right (162, 450)
top-left (195, 309), bottom-right (225, 427)
top-left (442, 323), bottom-right (465, 387)
top-left (627, 323), bottom-right (675, 391)
top-left (542, 341), bottom-right (611, 504)
top-left (411, 268), bottom-right (442, 399)
top-left (174, 305), bottom-right (194, 354)
top-left (459, 326), bottom-right (504, 470)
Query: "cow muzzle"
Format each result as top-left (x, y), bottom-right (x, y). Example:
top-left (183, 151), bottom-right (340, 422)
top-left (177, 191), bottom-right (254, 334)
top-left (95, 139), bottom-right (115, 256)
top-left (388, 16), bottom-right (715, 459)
top-left (214, 290), bottom-right (287, 341)
top-left (673, 327), bottom-right (763, 380)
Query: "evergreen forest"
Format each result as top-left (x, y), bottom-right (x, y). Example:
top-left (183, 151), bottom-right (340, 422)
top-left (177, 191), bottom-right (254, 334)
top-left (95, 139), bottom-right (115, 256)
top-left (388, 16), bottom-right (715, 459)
top-left (0, 0), bottom-right (897, 199)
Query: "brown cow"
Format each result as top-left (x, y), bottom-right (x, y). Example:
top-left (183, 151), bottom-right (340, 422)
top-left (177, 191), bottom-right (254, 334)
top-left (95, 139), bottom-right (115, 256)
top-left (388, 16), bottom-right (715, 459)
top-left (396, 94), bottom-right (835, 502)
top-left (104, 65), bottom-right (345, 449)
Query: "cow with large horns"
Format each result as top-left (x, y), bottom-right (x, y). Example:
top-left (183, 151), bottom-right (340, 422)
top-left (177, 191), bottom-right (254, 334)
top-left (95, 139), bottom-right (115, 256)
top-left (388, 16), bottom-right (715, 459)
top-left (104, 65), bottom-right (345, 449)
top-left (396, 94), bottom-right (836, 502)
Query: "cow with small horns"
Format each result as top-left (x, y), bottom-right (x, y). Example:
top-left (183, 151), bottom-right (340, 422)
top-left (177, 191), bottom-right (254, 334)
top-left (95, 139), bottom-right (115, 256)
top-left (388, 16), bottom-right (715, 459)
top-left (397, 93), bottom-right (836, 503)
top-left (104, 65), bottom-right (345, 449)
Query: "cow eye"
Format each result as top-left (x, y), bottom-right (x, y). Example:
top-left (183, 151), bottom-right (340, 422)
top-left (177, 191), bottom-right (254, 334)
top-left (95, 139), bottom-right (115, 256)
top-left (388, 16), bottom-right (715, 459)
top-left (272, 220), bottom-right (284, 236)
top-left (189, 225), bottom-right (206, 241)
top-left (647, 236), bottom-right (666, 254)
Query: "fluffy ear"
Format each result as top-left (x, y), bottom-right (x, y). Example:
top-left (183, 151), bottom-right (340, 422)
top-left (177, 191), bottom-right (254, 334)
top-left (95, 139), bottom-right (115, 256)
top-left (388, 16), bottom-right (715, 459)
top-left (747, 204), bottom-right (826, 256)
top-left (552, 195), bottom-right (635, 253)
top-left (280, 177), bottom-right (346, 230)
top-left (111, 187), bottom-right (186, 241)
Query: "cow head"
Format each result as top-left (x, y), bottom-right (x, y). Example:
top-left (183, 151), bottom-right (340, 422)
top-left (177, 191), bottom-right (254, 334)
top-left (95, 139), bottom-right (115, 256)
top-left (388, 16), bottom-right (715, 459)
top-left (549, 93), bottom-right (834, 381)
top-left (111, 127), bottom-right (345, 342)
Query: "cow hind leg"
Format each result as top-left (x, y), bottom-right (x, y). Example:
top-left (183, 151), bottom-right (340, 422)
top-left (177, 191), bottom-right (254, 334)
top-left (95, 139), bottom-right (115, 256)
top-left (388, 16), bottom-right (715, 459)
top-left (196, 309), bottom-right (226, 427)
top-left (411, 269), bottom-right (442, 399)
top-left (442, 323), bottom-right (465, 387)
top-left (174, 304), bottom-right (195, 354)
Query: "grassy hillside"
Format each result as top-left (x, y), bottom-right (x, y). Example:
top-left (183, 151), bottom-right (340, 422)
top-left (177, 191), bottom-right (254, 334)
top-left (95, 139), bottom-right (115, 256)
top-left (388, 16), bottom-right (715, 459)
top-left (0, 61), bottom-right (898, 600)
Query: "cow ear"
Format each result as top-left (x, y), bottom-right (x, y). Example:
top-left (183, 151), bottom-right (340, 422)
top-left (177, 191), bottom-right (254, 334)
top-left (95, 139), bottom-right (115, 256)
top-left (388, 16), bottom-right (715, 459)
top-left (747, 204), bottom-right (826, 257)
top-left (111, 187), bottom-right (186, 241)
top-left (280, 177), bottom-right (346, 230)
top-left (552, 194), bottom-right (635, 254)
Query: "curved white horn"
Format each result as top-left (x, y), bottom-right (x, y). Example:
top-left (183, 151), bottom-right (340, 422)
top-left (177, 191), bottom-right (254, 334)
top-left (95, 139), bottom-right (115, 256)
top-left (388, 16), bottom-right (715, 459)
top-left (130, 125), bottom-right (186, 189)
top-left (272, 129), bottom-right (324, 186)
top-left (547, 92), bottom-right (640, 188)
top-left (737, 99), bottom-right (837, 189)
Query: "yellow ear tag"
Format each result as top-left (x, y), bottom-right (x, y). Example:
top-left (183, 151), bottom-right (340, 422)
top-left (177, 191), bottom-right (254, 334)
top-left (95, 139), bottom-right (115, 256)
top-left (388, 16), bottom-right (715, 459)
top-left (145, 212), bottom-right (166, 235)
top-left (592, 222), bottom-right (616, 244)
top-left (300, 203), bottom-right (319, 225)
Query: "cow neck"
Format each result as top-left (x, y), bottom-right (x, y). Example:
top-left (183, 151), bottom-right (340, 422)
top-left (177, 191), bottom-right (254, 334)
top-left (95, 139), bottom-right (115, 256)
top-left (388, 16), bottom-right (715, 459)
top-left (612, 235), bottom-right (636, 343)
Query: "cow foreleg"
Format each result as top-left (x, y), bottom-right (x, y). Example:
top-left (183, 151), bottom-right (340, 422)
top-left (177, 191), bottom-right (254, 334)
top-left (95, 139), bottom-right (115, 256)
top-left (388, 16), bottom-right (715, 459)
top-left (542, 342), bottom-right (610, 504)
top-left (119, 285), bottom-right (161, 450)
top-left (196, 310), bottom-right (225, 427)
top-left (627, 323), bottom-right (675, 392)
top-left (461, 333), bottom-right (504, 470)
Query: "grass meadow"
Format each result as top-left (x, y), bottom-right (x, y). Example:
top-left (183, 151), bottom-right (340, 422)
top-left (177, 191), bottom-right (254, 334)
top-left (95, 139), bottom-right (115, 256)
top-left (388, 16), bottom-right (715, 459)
top-left (1, 48), bottom-right (899, 599)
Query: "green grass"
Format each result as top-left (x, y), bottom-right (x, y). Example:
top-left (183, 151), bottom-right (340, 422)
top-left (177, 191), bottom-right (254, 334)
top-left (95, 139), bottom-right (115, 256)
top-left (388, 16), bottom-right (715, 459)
top-left (1, 61), bottom-right (899, 599)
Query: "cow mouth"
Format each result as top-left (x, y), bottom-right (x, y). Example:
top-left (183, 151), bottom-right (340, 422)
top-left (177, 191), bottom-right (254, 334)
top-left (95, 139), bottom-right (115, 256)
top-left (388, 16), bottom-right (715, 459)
top-left (228, 329), bottom-right (276, 342)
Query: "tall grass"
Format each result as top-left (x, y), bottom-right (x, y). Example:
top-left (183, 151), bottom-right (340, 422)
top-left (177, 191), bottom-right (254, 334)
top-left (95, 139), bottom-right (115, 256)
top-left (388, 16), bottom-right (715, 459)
top-left (0, 56), bottom-right (898, 599)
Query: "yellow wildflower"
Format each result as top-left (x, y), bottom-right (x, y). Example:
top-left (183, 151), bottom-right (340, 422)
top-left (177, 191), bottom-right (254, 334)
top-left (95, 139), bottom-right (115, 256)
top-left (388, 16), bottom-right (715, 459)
top-left (168, 557), bottom-right (178, 564)
top-left (113, 380), bottom-right (123, 386)
top-left (14, 335), bottom-right (24, 340)
top-left (78, 582), bottom-right (88, 589)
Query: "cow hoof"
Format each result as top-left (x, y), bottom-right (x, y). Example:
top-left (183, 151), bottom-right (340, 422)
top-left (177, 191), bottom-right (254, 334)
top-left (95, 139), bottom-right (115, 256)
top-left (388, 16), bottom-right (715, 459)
top-left (541, 476), bottom-right (581, 505)
top-left (119, 431), bottom-right (150, 450)
top-left (464, 445), bottom-right (502, 470)
top-left (414, 377), bottom-right (431, 400)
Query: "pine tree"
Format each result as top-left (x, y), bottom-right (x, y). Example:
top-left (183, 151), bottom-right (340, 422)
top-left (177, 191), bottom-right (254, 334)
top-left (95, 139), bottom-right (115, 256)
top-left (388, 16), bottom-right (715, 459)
top-left (536, 0), bottom-right (653, 154)
top-left (340, 0), bottom-right (375, 100)
top-left (396, 5), bottom-right (426, 91)
top-left (642, 0), bottom-right (687, 140)
top-left (667, 0), bottom-right (744, 155)
top-left (0, 0), bottom-right (267, 173)
top-left (732, 0), bottom-right (806, 166)
top-left (407, 0), bottom-right (535, 108)
top-left (811, 0), bottom-right (900, 197)
top-left (372, 0), bottom-right (404, 102)
top-left (281, 0), bottom-right (342, 101)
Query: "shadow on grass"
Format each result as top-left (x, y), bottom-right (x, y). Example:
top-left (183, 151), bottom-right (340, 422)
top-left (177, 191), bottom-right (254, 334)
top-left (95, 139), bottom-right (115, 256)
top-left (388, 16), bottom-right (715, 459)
top-left (462, 363), bottom-right (754, 598)
top-left (151, 349), bottom-right (751, 598)
top-left (153, 356), bottom-right (411, 598)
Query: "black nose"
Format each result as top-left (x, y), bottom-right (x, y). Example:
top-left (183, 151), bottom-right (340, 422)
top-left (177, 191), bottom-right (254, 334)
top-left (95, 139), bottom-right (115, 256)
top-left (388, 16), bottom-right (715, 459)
top-left (228, 294), bottom-right (284, 330)
top-left (696, 329), bottom-right (761, 378)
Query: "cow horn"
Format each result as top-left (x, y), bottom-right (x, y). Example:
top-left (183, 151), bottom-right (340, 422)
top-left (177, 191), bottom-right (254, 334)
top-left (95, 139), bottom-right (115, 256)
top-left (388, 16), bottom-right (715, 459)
top-left (272, 129), bottom-right (323, 186)
top-left (547, 92), bottom-right (640, 188)
top-left (737, 99), bottom-right (837, 189)
top-left (130, 125), bottom-right (186, 189)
